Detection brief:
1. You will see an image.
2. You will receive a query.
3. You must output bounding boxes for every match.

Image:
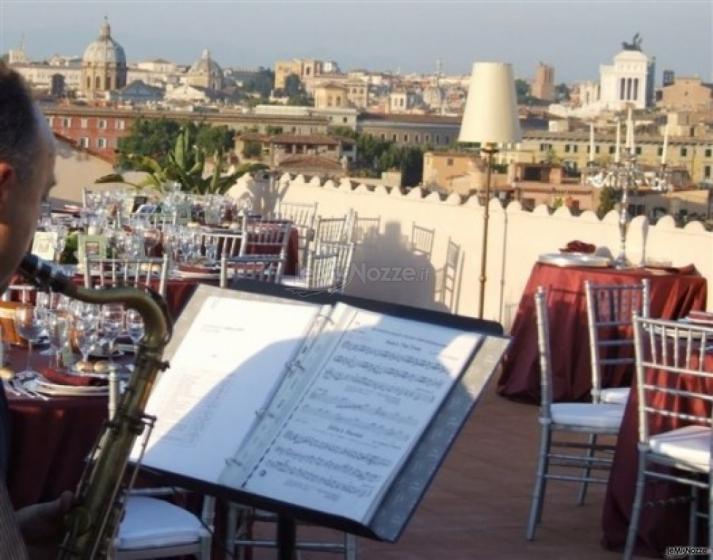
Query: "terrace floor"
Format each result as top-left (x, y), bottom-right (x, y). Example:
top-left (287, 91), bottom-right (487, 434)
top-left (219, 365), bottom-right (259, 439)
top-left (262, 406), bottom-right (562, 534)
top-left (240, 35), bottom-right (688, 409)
top-left (249, 378), bottom-right (625, 560)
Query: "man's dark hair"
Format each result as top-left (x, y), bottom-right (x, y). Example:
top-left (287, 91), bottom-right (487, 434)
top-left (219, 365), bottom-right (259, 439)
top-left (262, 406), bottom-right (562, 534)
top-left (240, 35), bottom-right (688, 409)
top-left (0, 62), bottom-right (39, 183)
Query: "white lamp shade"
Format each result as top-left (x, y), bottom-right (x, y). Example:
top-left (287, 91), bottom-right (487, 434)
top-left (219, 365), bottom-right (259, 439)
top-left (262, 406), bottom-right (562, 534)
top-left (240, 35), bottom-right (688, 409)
top-left (459, 62), bottom-right (522, 145)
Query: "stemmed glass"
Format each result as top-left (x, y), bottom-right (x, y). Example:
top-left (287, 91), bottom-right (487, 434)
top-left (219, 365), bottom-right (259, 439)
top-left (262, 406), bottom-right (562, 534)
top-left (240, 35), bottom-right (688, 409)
top-left (47, 311), bottom-right (70, 369)
top-left (35, 292), bottom-right (53, 356)
top-left (125, 309), bottom-right (145, 355)
top-left (73, 317), bottom-right (98, 374)
top-left (101, 304), bottom-right (124, 370)
top-left (13, 305), bottom-right (42, 377)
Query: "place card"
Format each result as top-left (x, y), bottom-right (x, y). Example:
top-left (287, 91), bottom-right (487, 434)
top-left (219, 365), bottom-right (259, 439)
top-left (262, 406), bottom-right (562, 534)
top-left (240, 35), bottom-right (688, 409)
top-left (31, 231), bottom-right (58, 261)
top-left (76, 234), bottom-right (107, 264)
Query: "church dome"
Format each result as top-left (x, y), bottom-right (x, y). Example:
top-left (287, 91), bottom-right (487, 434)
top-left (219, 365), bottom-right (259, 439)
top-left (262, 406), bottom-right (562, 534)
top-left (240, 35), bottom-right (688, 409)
top-left (189, 49), bottom-right (224, 80)
top-left (83, 19), bottom-right (126, 65)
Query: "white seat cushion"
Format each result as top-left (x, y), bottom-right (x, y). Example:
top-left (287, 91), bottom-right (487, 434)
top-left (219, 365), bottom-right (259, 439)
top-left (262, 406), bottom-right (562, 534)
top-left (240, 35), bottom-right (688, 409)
top-left (550, 403), bottom-right (624, 430)
top-left (116, 496), bottom-right (208, 550)
top-left (600, 387), bottom-right (631, 405)
top-left (650, 425), bottom-right (712, 471)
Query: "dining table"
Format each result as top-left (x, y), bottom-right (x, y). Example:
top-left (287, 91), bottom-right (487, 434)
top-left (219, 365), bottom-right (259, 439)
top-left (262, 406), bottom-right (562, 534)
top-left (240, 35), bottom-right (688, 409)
top-left (601, 327), bottom-right (713, 557)
top-left (497, 262), bottom-right (708, 404)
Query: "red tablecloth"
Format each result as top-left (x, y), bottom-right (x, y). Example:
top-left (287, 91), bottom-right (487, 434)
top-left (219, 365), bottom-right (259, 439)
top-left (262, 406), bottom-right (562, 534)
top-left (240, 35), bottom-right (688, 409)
top-left (498, 263), bottom-right (707, 403)
top-left (5, 348), bottom-right (107, 509)
top-left (602, 344), bottom-right (713, 556)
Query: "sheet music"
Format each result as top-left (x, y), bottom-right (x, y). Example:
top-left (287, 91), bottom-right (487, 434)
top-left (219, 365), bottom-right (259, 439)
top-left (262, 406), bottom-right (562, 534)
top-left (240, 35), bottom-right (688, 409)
top-left (232, 303), bottom-right (480, 523)
top-left (131, 295), bottom-right (322, 483)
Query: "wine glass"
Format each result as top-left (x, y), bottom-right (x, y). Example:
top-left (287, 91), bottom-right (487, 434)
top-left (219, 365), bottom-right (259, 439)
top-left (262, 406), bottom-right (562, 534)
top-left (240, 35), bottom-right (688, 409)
top-left (73, 317), bottom-right (98, 374)
top-left (13, 305), bottom-right (42, 378)
top-left (101, 304), bottom-right (124, 369)
top-left (47, 311), bottom-right (70, 369)
top-left (35, 292), bottom-right (53, 356)
top-left (125, 309), bottom-right (145, 355)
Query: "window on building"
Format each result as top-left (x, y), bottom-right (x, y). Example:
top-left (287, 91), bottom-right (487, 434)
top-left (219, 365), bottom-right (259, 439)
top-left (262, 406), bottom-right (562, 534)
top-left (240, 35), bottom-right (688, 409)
top-left (403, 134), bottom-right (409, 142)
top-left (705, 165), bottom-right (712, 179)
top-left (336, 96), bottom-right (341, 105)
top-left (342, 117), bottom-right (348, 124)
top-left (86, 77), bottom-right (91, 90)
top-left (380, 133), bottom-right (386, 140)
top-left (116, 119), bottom-right (125, 130)
top-left (633, 78), bottom-right (639, 100)
top-left (595, 146), bottom-right (600, 154)
top-left (447, 158), bottom-right (454, 166)
top-left (62, 118), bottom-right (71, 128)
top-left (47, 117), bottom-right (54, 127)
top-left (572, 145), bottom-right (578, 153)
top-left (105, 77), bottom-right (111, 90)
top-left (95, 76), bottom-right (100, 89)
top-left (79, 137), bottom-right (89, 148)
top-left (706, 148), bottom-right (712, 158)
top-left (609, 145), bottom-right (616, 154)
top-left (392, 134), bottom-right (397, 142)
top-left (564, 144), bottom-right (571, 153)
top-left (435, 135), bottom-right (441, 144)
top-left (620, 78), bottom-right (626, 100)
top-left (681, 147), bottom-right (688, 157)
top-left (80, 118), bottom-right (88, 129)
top-left (97, 138), bottom-right (107, 149)
top-left (98, 119), bottom-right (107, 129)
top-left (443, 136), bottom-right (449, 144)
top-left (635, 146), bottom-right (642, 155)
top-left (415, 134), bottom-right (420, 143)
top-left (658, 147), bottom-right (663, 156)
top-left (425, 134), bottom-right (430, 142)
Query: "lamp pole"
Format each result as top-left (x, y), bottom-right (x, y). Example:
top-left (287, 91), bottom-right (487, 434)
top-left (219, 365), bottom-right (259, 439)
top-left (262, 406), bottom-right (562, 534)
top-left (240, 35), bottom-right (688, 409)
top-left (478, 143), bottom-right (497, 319)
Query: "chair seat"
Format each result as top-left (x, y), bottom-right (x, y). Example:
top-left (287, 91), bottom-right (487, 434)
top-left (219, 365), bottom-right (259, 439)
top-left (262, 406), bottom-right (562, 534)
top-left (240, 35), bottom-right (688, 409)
top-left (116, 496), bottom-right (209, 550)
top-left (550, 403), bottom-right (624, 430)
top-left (649, 425), bottom-right (711, 471)
top-left (600, 387), bottom-right (631, 405)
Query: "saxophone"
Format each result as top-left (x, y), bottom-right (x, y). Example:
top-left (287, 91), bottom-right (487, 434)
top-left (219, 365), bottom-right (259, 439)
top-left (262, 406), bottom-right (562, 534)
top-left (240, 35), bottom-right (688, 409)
top-left (19, 254), bottom-right (173, 559)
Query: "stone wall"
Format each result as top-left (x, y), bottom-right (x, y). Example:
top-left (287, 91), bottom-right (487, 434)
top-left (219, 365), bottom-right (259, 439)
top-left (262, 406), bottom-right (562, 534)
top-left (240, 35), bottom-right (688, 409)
top-left (228, 173), bottom-right (713, 327)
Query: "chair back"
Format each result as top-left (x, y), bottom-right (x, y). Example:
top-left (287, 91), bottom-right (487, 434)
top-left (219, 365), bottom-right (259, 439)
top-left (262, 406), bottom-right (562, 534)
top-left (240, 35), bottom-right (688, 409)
top-left (534, 287), bottom-right (554, 416)
top-left (633, 316), bottom-right (713, 445)
top-left (316, 241), bottom-right (355, 293)
top-left (411, 222), bottom-right (435, 257)
top-left (84, 255), bottom-right (169, 296)
top-left (314, 216), bottom-right (349, 245)
top-left (200, 231), bottom-right (243, 260)
top-left (352, 215), bottom-right (381, 243)
top-left (585, 279), bottom-right (650, 402)
top-left (220, 255), bottom-right (284, 288)
top-left (239, 220), bottom-right (291, 259)
top-left (304, 250), bottom-right (339, 290)
top-left (275, 201), bottom-right (318, 229)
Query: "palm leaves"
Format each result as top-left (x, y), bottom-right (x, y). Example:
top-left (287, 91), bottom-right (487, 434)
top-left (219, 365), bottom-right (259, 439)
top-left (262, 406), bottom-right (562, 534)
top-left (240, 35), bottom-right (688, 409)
top-left (98, 124), bottom-right (249, 195)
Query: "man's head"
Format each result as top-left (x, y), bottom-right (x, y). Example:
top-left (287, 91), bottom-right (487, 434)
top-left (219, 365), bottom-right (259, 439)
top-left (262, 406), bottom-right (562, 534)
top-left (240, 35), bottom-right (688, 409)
top-left (0, 63), bottom-right (56, 288)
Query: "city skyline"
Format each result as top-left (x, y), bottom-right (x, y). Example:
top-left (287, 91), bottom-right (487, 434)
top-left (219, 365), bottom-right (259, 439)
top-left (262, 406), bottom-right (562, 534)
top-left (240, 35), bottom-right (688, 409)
top-left (1, 0), bottom-right (711, 83)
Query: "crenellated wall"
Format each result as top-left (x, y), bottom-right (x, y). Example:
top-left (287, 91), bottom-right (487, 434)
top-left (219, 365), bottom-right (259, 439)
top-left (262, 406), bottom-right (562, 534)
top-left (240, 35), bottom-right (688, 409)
top-left (231, 173), bottom-right (713, 326)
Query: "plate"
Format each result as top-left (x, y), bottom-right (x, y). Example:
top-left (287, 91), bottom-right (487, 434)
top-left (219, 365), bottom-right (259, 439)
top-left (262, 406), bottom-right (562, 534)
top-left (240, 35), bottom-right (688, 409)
top-left (538, 253), bottom-right (611, 268)
top-left (22, 377), bottom-right (108, 397)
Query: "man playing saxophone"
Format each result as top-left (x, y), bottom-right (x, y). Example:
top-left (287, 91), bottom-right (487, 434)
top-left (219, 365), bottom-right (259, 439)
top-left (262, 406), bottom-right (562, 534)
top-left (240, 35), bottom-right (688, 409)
top-left (0, 62), bottom-right (73, 559)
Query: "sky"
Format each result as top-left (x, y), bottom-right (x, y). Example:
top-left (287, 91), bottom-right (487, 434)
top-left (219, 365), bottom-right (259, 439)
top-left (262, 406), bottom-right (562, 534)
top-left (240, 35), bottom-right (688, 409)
top-left (0, 0), bottom-right (711, 83)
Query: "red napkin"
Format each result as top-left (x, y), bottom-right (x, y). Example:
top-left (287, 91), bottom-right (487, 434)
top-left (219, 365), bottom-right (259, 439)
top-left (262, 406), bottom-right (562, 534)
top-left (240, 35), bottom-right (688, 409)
top-left (560, 240), bottom-right (596, 254)
top-left (41, 367), bottom-right (107, 387)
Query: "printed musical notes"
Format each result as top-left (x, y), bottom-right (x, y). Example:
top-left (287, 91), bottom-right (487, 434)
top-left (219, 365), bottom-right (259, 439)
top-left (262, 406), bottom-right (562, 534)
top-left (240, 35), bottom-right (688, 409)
top-left (239, 304), bottom-right (480, 522)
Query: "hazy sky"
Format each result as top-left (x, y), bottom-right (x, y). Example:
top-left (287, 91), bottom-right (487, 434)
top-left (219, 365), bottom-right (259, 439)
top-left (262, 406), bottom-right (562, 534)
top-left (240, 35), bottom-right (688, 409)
top-left (1, 0), bottom-right (711, 83)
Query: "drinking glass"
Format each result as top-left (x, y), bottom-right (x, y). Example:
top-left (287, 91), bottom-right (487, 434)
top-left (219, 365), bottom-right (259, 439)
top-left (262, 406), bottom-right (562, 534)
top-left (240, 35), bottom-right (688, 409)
top-left (74, 317), bottom-right (98, 373)
top-left (47, 311), bottom-right (70, 369)
top-left (35, 292), bottom-right (53, 356)
top-left (13, 305), bottom-right (42, 377)
top-left (101, 304), bottom-right (124, 367)
top-left (125, 309), bottom-right (145, 354)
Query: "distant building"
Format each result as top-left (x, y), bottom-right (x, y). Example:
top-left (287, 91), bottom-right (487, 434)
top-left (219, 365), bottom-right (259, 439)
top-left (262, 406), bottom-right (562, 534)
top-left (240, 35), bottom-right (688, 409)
top-left (235, 132), bottom-right (356, 168)
top-left (531, 62), bottom-right (555, 101)
top-left (663, 69), bottom-right (675, 87)
top-left (388, 90), bottom-right (420, 114)
top-left (186, 49), bottom-right (224, 91)
top-left (660, 77), bottom-right (713, 111)
top-left (274, 59), bottom-right (327, 90)
top-left (313, 82), bottom-right (349, 109)
top-left (81, 18), bottom-right (127, 98)
top-left (109, 80), bottom-right (164, 104)
top-left (358, 113), bottom-right (460, 147)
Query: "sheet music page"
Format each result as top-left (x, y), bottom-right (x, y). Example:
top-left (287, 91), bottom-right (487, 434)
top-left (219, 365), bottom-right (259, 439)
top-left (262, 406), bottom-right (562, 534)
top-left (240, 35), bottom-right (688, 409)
top-left (236, 303), bottom-right (481, 524)
top-left (130, 295), bottom-right (322, 484)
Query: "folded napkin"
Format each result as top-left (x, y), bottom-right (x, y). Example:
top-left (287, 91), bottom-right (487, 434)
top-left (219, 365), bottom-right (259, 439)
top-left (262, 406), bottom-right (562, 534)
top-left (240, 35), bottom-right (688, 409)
top-left (560, 240), bottom-right (596, 254)
top-left (41, 367), bottom-right (107, 387)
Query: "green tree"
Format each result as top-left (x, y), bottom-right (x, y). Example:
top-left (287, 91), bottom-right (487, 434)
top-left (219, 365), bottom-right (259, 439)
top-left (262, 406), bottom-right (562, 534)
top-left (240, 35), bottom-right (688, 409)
top-left (284, 74), bottom-right (303, 98)
top-left (242, 140), bottom-right (262, 159)
top-left (244, 68), bottom-right (274, 98)
top-left (515, 79), bottom-right (531, 104)
top-left (117, 118), bottom-right (181, 169)
top-left (265, 125), bottom-right (283, 135)
top-left (554, 83), bottom-right (570, 102)
top-left (328, 126), bottom-right (358, 139)
top-left (597, 186), bottom-right (621, 218)
top-left (195, 124), bottom-right (234, 155)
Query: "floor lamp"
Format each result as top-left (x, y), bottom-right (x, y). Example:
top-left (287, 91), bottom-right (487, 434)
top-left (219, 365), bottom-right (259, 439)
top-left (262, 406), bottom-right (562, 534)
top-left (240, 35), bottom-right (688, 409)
top-left (458, 62), bottom-right (521, 319)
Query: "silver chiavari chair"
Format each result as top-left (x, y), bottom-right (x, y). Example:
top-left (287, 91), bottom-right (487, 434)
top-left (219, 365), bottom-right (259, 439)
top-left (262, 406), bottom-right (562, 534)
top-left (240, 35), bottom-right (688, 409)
top-left (274, 200), bottom-right (318, 267)
top-left (352, 215), bottom-right (380, 244)
top-left (314, 215), bottom-right (350, 246)
top-left (200, 231), bottom-right (243, 261)
top-left (526, 286), bottom-right (624, 541)
top-left (83, 255), bottom-right (169, 297)
top-left (624, 317), bottom-right (713, 560)
top-left (585, 279), bottom-right (651, 405)
top-left (315, 241), bottom-right (355, 293)
top-left (281, 249), bottom-right (339, 292)
top-left (219, 255), bottom-right (284, 288)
